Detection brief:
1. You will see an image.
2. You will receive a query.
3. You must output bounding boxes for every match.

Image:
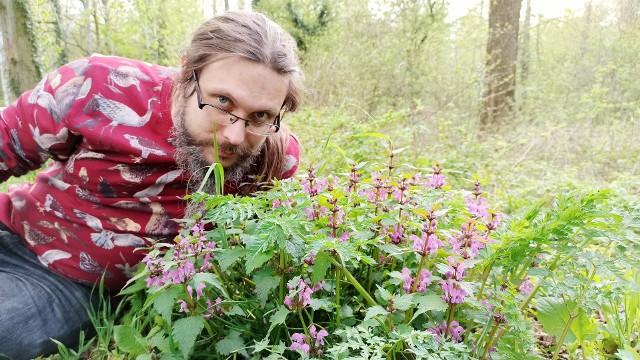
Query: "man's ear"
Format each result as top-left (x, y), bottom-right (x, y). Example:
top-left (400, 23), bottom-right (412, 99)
top-left (180, 56), bottom-right (186, 66)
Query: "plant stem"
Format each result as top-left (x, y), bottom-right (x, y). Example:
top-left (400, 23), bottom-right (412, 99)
top-left (552, 309), bottom-right (578, 360)
top-left (298, 311), bottom-right (310, 340)
top-left (476, 259), bottom-right (495, 300)
top-left (481, 323), bottom-right (500, 360)
top-left (327, 256), bottom-right (377, 307)
top-left (335, 268), bottom-right (341, 328)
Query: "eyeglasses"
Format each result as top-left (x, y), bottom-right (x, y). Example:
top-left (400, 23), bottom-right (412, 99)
top-left (193, 71), bottom-right (282, 136)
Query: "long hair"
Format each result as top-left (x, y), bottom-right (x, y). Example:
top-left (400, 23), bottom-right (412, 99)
top-left (172, 11), bottom-right (304, 194)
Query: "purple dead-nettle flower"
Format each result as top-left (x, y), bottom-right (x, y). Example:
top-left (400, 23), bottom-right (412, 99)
top-left (284, 279), bottom-right (323, 311)
top-left (310, 325), bottom-right (329, 347)
top-left (177, 299), bottom-right (189, 313)
top-left (204, 297), bottom-right (224, 319)
top-left (450, 222), bottom-right (485, 259)
top-left (411, 232), bottom-right (443, 256)
top-left (401, 268), bottom-right (432, 293)
top-left (444, 256), bottom-right (466, 281)
top-left (290, 333), bottom-right (311, 355)
top-left (465, 195), bottom-right (490, 221)
top-left (425, 164), bottom-right (446, 189)
top-left (388, 223), bottom-right (405, 244)
top-left (439, 279), bottom-right (468, 304)
top-left (338, 232), bottom-right (350, 242)
top-left (328, 209), bottom-right (345, 229)
top-left (401, 267), bottom-right (413, 293)
top-left (518, 276), bottom-right (534, 295)
top-left (486, 211), bottom-right (504, 232)
top-left (428, 320), bottom-right (465, 343)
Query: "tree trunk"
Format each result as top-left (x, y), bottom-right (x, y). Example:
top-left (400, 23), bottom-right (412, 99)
top-left (0, 32), bottom-right (11, 106)
top-left (479, 0), bottom-right (522, 133)
top-left (224, 0), bottom-right (229, 11)
top-left (0, 0), bottom-right (41, 100)
top-left (519, 0), bottom-right (531, 108)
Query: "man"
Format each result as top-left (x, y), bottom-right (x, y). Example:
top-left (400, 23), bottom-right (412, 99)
top-left (0, 10), bottom-right (302, 359)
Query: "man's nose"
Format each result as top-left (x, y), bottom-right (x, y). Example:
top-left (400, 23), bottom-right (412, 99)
top-left (221, 119), bottom-right (246, 145)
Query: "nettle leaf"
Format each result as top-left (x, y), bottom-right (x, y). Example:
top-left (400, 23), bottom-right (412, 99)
top-left (376, 285), bottom-right (392, 304)
top-left (151, 287), bottom-right (179, 324)
top-left (173, 316), bottom-right (205, 359)
top-left (268, 307), bottom-right (290, 336)
top-left (253, 267), bottom-right (280, 306)
top-left (394, 294), bottom-right (415, 311)
top-left (243, 234), bottom-right (275, 274)
top-left (192, 272), bottom-right (227, 297)
top-left (311, 251), bottom-right (332, 283)
top-left (411, 293), bottom-right (448, 322)
top-left (536, 297), bottom-right (597, 344)
top-left (310, 297), bottom-right (333, 311)
top-left (113, 324), bottom-right (148, 355)
top-left (215, 330), bottom-right (248, 357)
top-left (216, 246), bottom-right (246, 272)
top-left (364, 305), bottom-right (389, 322)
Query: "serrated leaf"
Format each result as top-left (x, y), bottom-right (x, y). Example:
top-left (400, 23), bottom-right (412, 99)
top-left (411, 293), bottom-right (448, 322)
top-left (394, 294), bottom-right (415, 311)
top-left (192, 272), bottom-right (227, 297)
top-left (215, 330), bottom-right (247, 357)
top-left (536, 297), bottom-right (597, 344)
top-left (268, 307), bottom-right (290, 336)
top-left (216, 247), bottom-right (246, 271)
top-left (364, 305), bottom-right (389, 322)
top-left (253, 268), bottom-right (280, 306)
top-left (152, 289), bottom-right (179, 324)
top-left (375, 285), bottom-right (392, 305)
top-left (244, 234), bottom-right (275, 274)
top-left (311, 251), bottom-right (332, 283)
top-left (310, 298), bottom-right (333, 311)
top-left (173, 316), bottom-right (205, 359)
top-left (113, 324), bottom-right (147, 355)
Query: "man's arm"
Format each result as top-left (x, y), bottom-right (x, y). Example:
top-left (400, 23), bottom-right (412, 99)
top-left (0, 59), bottom-right (87, 183)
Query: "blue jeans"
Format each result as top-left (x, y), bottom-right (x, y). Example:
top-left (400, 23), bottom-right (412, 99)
top-left (0, 223), bottom-right (97, 360)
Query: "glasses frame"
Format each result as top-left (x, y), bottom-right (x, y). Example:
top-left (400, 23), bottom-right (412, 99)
top-left (192, 70), bottom-right (282, 136)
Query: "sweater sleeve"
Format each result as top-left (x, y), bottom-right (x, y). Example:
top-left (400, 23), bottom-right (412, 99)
top-left (0, 59), bottom-right (87, 183)
top-left (280, 132), bottom-right (301, 180)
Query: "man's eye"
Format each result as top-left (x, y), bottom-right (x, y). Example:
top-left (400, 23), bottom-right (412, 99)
top-left (217, 96), bottom-right (229, 105)
top-left (255, 112), bottom-right (267, 120)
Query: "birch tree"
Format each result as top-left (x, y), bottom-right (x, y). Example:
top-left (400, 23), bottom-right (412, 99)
top-left (0, 0), bottom-right (41, 100)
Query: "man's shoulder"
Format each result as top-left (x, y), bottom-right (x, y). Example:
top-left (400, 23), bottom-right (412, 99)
top-left (80, 55), bottom-right (178, 81)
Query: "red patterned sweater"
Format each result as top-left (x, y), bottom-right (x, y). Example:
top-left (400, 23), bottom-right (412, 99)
top-left (0, 56), bottom-right (299, 290)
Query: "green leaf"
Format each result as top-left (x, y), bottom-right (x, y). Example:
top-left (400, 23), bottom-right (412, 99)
top-left (617, 345), bottom-right (640, 360)
top-left (152, 289), bottom-right (179, 324)
top-left (536, 297), bottom-right (597, 345)
top-left (311, 251), bottom-right (332, 283)
top-left (113, 324), bottom-right (148, 355)
top-left (244, 234), bottom-right (275, 274)
top-left (393, 293), bottom-right (415, 311)
top-left (215, 330), bottom-right (247, 357)
top-left (217, 247), bottom-right (246, 271)
top-left (173, 316), bottom-right (205, 359)
top-left (192, 272), bottom-right (227, 297)
top-left (267, 307), bottom-right (290, 336)
top-left (364, 305), bottom-right (389, 322)
top-left (411, 293), bottom-right (448, 322)
top-left (253, 267), bottom-right (281, 306)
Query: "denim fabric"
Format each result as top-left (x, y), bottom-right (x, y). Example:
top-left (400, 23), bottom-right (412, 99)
top-left (0, 223), bottom-right (97, 360)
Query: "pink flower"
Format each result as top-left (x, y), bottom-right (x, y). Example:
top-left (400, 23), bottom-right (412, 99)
top-left (290, 333), bottom-right (310, 354)
top-left (439, 279), bottom-right (468, 304)
top-left (310, 325), bottom-right (329, 346)
top-left (401, 267), bottom-right (413, 293)
top-left (177, 299), bottom-right (189, 313)
top-left (428, 320), bottom-right (465, 343)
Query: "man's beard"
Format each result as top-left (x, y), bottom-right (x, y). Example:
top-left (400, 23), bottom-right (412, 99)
top-left (169, 100), bottom-right (263, 217)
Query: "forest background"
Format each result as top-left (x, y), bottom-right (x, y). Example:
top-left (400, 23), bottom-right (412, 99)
top-left (0, 0), bottom-right (639, 358)
top-left (0, 0), bottom-right (638, 210)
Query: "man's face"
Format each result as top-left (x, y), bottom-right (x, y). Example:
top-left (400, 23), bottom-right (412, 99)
top-left (171, 57), bottom-right (289, 186)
